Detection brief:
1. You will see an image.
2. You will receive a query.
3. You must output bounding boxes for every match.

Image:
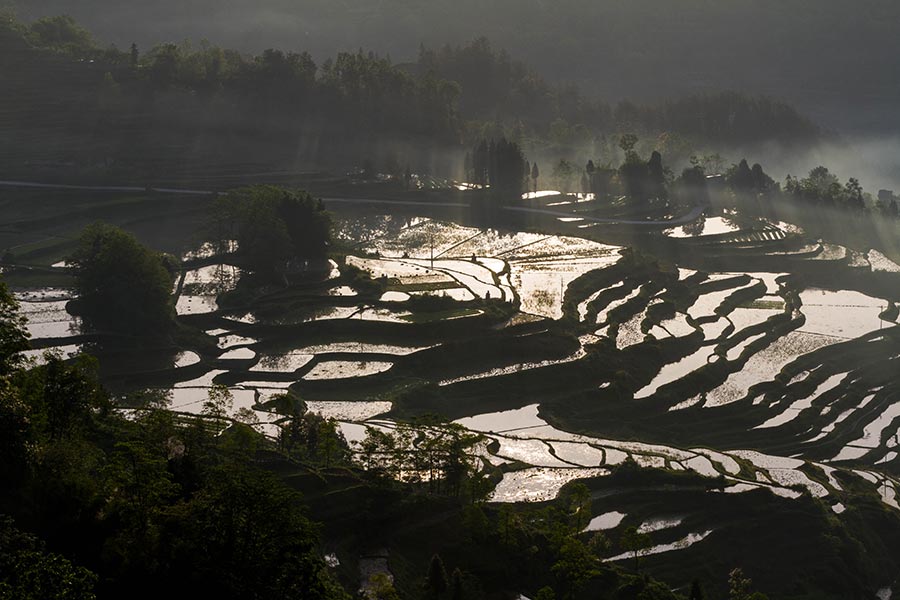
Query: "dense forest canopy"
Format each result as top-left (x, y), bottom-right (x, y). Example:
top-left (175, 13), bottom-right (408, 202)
top-left (12, 0), bottom-right (900, 133)
top-left (0, 297), bottom-right (352, 598)
top-left (0, 12), bottom-right (824, 181)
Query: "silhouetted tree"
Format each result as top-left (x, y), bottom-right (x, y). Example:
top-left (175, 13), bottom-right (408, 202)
top-left (844, 177), bottom-right (865, 211)
top-left (676, 165), bottom-right (710, 207)
top-left (647, 150), bottom-right (667, 199)
top-left (159, 468), bottom-right (349, 600)
top-left (470, 138), bottom-right (526, 208)
top-left (619, 148), bottom-right (651, 202)
top-left (618, 133), bottom-right (638, 159)
top-left (368, 573), bottom-right (401, 600)
top-left (473, 141), bottom-right (489, 186)
top-left (551, 537), bottom-right (597, 599)
top-left (0, 280), bottom-right (29, 376)
top-left (449, 568), bottom-right (464, 600)
top-left (69, 224), bottom-right (174, 336)
top-left (728, 568), bottom-right (769, 600)
top-left (552, 159), bottom-right (575, 193)
top-left (425, 554), bottom-right (449, 597)
top-left (750, 163), bottom-right (777, 194)
top-left (33, 354), bottom-right (109, 442)
top-left (535, 586), bottom-right (556, 600)
top-left (620, 526), bottom-right (651, 571)
top-left (728, 159), bottom-right (755, 191)
top-left (215, 186), bottom-right (332, 276)
top-left (0, 517), bottom-right (98, 599)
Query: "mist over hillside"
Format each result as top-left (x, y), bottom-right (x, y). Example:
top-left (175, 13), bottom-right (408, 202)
top-left (13, 0), bottom-right (900, 134)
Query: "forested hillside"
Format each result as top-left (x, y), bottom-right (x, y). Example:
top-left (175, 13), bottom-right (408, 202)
top-left (13, 0), bottom-right (900, 132)
top-left (0, 13), bottom-right (820, 180)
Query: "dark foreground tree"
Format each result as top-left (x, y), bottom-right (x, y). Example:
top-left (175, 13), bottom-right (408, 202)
top-left (620, 526), bottom-right (651, 571)
top-left (19, 353), bottom-right (109, 443)
top-left (0, 517), bottom-right (98, 600)
top-left (68, 224), bottom-right (174, 336)
top-left (159, 467), bottom-right (349, 600)
top-left (728, 568), bottom-right (769, 600)
top-left (551, 537), bottom-right (598, 599)
top-left (449, 568), bottom-right (464, 600)
top-left (0, 282), bottom-right (354, 600)
top-left (425, 553), bottom-right (449, 597)
top-left (0, 280), bottom-right (29, 376)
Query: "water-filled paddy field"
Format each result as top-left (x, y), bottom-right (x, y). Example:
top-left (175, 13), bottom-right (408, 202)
top-left (13, 199), bottom-right (900, 574)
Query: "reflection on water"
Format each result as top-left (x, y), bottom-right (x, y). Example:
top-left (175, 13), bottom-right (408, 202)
top-left (174, 351), bottom-right (200, 368)
top-left (584, 511), bottom-right (626, 531)
top-left (176, 294), bottom-right (218, 316)
top-left (638, 516), bottom-right (684, 534)
top-left (16, 212), bottom-right (900, 517)
top-left (490, 467), bottom-right (610, 503)
top-left (799, 288), bottom-right (889, 338)
top-left (220, 347), bottom-right (256, 360)
top-left (303, 360), bottom-right (394, 380)
top-left (605, 531), bottom-right (714, 562)
top-left (636, 346), bottom-right (716, 400)
top-left (665, 216), bottom-right (742, 238)
top-left (455, 404), bottom-right (546, 433)
top-left (20, 344), bottom-right (81, 364)
top-left (15, 292), bottom-right (80, 339)
top-left (305, 401), bottom-right (392, 421)
top-left (703, 332), bottom-right (839, 408)
top-left (255, 351), bottom-right (315, 372)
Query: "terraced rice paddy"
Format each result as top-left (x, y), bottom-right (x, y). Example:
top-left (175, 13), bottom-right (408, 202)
top-left (15, 288), bottom-right (80, 339)
top-left (13, 205), bottom-right (900, 572)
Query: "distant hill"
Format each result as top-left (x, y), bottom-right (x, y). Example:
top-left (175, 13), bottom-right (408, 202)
top-left (0, 12), bottom-right (824, 181)
top-left (12, 0), bottom-right (900, 133)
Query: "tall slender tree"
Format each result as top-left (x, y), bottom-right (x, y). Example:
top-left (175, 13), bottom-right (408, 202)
top-left (425, 554), bottom-right (449, 598)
